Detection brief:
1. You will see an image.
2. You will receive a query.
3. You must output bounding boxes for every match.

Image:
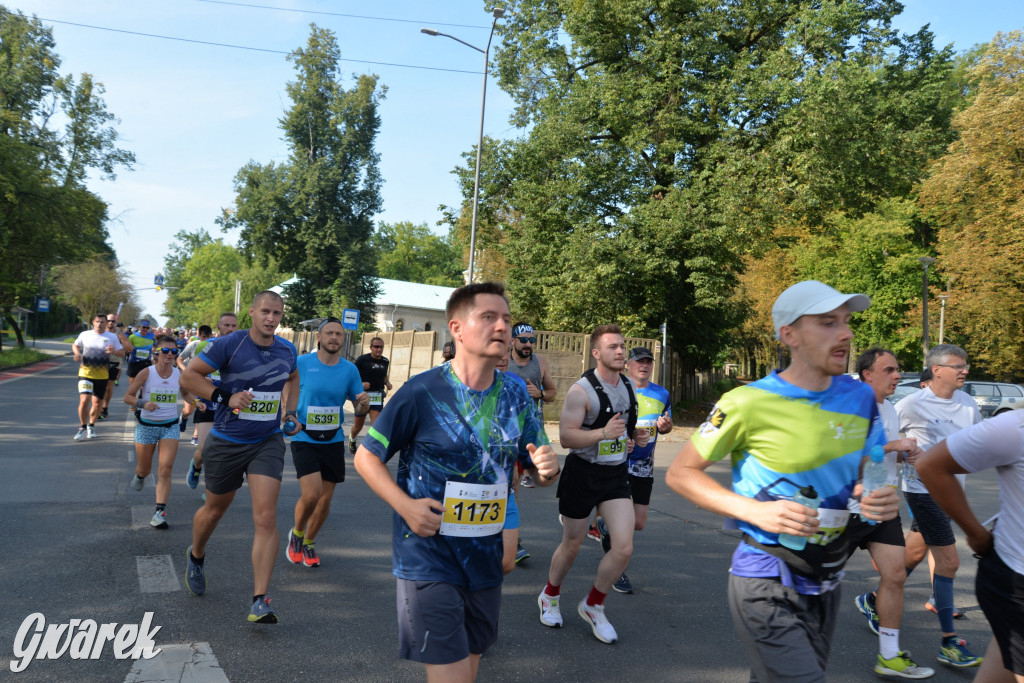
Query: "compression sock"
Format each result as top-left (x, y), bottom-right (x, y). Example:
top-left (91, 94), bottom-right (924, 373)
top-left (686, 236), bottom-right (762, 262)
top-left (933, 574), bottom-right (956, 633)
top-left (586, 585), bottom-right (607, 607)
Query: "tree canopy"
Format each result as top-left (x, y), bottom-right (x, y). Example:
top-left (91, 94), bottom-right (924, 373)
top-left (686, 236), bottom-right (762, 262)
top-left (371, 222), bottom-right (463, 286)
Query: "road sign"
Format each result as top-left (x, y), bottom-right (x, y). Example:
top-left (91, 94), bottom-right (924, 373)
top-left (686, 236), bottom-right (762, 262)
top-left (154, 274), bottom-right (165, 286)
top-left (341, 308), bottom-right (360, 331)
top-left (36, 297), bottom-right (50, 313)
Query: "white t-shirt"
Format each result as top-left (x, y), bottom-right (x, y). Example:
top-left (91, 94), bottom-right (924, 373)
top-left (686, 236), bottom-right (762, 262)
top-left (877, 400), bottom-right (901, 486)
top-left (73, 330), bottom-right (123, 379)
top-left (896, 386), bottom-right (980, 494)
top-left (946, 410), bottom-right (1024, 574)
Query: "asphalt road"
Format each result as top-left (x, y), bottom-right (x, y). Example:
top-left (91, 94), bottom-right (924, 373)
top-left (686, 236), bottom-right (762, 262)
top-left (0, 351), bottom-right (999, 682)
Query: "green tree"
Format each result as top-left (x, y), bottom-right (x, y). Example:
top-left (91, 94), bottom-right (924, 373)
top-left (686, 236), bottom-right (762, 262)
top-left (228, 25), bottom-right (385, 325)
top-left (51, 258), bottom-right (140, 323)
top-left (919, 31), bottom-right (1024, 379)
top-left (0, 7), bottom-right (133, 346)
top-left (454, 1), bottom-right (955, 365)
top-left (372, 221), bottom-right (463, 286)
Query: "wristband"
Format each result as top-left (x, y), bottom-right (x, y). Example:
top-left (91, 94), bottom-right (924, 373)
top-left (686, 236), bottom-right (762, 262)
top-left (353, 411), bottom-right (368, 418)
top-left (137, 397), bottom-right (145, 409)
top-left (285, 410), bottom-right (297, 417)
top-left (211, 387), bottom-right (230, 405)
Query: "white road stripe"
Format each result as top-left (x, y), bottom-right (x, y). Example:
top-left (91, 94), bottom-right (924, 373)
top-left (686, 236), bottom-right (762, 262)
top-left (136, 555), bottom-right (180, 593)
top-left (124, 642), bottom-right (229, 682)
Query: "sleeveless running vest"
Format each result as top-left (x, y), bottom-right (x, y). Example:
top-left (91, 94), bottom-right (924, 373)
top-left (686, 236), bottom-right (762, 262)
top-left (570, 369), bottom-right (637, 465)
top-left (507, 354), bottom-right (543, 411)
top-left (137, 366), bottom-right (181, 426)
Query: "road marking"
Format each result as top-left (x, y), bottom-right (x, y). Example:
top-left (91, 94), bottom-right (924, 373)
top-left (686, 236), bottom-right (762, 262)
top-left (131, 505), bottom-right (156, 529)
top-left (124, 642), bottom-right (229, 682)
top-left (136, 555), bottom-right (180, 593)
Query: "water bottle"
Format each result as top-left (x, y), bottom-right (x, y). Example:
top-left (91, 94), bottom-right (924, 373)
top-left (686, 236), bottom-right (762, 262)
top-left (778, 485), bottom-right (820, 551)
top-left (860, 445), bottom-right (887, 524)
top-left (283, 418), bottom-right (297, 433)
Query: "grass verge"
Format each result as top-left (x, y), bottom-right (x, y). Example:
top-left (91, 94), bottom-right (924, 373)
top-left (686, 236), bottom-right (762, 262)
top-left (0, 347), bottom-right (51, 369)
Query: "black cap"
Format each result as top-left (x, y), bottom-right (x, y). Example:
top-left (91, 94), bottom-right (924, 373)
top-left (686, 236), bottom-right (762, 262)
top-left (628, 346), bottom-right (654, 361)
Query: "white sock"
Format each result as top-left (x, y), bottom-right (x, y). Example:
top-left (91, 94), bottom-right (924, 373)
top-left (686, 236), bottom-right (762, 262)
top-left (879, 627), bottom-right (900, 660)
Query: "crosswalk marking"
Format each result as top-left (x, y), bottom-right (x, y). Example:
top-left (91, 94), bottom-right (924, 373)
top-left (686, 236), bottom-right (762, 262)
top-left (136, 555), bottom-right (180, 593)
top-left (124, 642), bottom-right (228, 682)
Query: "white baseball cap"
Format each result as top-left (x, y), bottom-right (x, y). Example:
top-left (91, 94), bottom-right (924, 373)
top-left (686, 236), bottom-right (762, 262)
top-left (772, 280), bottom-right (870, 338)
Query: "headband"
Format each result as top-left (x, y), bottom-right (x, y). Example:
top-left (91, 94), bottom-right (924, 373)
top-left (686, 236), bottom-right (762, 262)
top-left (318, 316), bottom-right (343, 332)
top-left (512, 324), bottom-right (534, 337)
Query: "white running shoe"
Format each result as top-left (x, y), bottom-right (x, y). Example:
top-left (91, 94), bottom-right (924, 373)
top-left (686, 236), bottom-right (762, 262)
top-left (150, 510), bottom-right (168, 529)
top-left (538, 591), bottom-right (563, 628)
top-left (86, 426), bottom-right (96, 439)
top-left (578, 599), bottom-right (618, 643)
top-left (131, 474), bottom-right (145, 491)
top-left (74, 428), bottom-right (87, 441)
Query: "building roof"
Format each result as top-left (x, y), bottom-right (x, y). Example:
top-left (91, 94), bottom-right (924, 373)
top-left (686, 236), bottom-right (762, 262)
top-left (271, 276), bottom-right (455, 313)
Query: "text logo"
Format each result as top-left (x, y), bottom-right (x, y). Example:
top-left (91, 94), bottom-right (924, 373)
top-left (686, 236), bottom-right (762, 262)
top-left (11, 612), bottom-right (162, 673)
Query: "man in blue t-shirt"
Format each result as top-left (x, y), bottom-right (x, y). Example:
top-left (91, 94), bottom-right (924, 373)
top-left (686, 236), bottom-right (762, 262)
top-left (283, 317), bottom-right (368, 569)
top-left (667, 280), bottom-right (901, 681)
top-left (354, 282), bottom-right (561, 682)
top-left (179, 291), bottom-right (299, 625)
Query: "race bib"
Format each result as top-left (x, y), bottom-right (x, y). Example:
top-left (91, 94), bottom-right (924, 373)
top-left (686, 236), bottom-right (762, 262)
top-left (367, 391), bottom-right (384, 407)
top-left (135, 348), bottom-right (150, 360)
top-left (440, 481), bottom-right (506, 537)
top-left (149, 390), bottom-right (178, 405)
top-left (636, 418), bottom-right (657, 440)
top-left (78, 379), bottom-right (94, 394)
top-left (305, 405), bottom-right (340, 430)
top-left (239, 391), bottom-right (281, 421)
top-left (596, 436), bottom-right (627, 462)
top-left (810, 507), bottom-right (851, 546)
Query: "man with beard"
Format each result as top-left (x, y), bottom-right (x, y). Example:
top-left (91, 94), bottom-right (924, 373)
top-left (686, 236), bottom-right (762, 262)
top-left (283, 317), bottom-right (368, 568)
top-left (348, 336), bottom-right (391, 454)
top-left (507, 323), bottom-right (556, 488)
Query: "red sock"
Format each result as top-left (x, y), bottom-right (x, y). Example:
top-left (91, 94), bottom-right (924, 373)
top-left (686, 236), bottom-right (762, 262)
top-left (544, 582), bottom-right (560, 597)
top-left (586, 585), bottom-right (607, 607)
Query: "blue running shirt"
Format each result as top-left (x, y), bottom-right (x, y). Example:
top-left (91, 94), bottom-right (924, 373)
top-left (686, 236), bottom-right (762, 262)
top-left (690, 371), bottom-right (884, 591)
top-left (291, 352), bottom-right (364, 445)
top-left (628, 381), bottom-right (672, 478)
top-left (199, 329), bottom-right (297, 444)
top-left (361, 362), bottom-right (549, 591)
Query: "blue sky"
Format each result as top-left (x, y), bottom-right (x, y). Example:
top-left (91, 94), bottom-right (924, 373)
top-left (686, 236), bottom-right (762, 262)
top-left (8, 1), bottom-right (1022, 324)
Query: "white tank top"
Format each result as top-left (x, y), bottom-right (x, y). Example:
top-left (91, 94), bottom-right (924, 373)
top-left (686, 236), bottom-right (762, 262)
top-left (140, 366), bottom-right (181, 423)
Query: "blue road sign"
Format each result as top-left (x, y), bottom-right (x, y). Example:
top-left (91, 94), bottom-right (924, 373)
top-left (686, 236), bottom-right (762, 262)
top-left (342, 308), bottom-right (360, 331)
top-left (36, 297), bottom-right (49, 313)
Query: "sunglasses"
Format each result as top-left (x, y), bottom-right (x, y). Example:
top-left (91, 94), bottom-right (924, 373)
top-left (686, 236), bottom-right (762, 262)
top-left (516, 336), bottom-right (537, 344)
top-left (157, 347), bottom-right (180, 356)
top-left (371, 345), bottom-right (384, 349)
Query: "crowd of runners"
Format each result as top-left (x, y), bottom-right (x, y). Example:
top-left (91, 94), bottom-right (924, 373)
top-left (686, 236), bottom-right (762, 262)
top-left (67, 281), bottom-right (1023, 683)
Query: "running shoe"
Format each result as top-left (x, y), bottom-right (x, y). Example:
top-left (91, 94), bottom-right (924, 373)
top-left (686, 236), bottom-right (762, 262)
top-left (190, 435), bottom-right (199, 446)
top-left (596, 516), bottom-right (611, 553)
top-left (587, 523), bottom-right (602, 543)
top-left (855, 592), bottom-right (880, 635)
top-left (74, 428), bottom-right (87, 441)
top-left (86, 426), bottom-right (96, 439)
top-left (578, 599), bottom-right (618, 644)
top-left (131, 474), bottom-right (145, 491)
top-left (538, 591), bottom-right (562, 628)
top-left (150, 509), bottom-right (168, 529)
top-left (347, 434), bottom-right (357, 454)
top-left (186, 461), bottom-right (200, 489)
top-left (937, 637), bottom-right (982, 668)
top-left (875, 651), bottom-right (935, 679)
top-left (520, 473), bottom-right (535, 488)
top-left (99, 409), bottom-right (108, 420)
top-left (613, 573), bottom-right (633, 594)
top-left (185, 546), bottom-right (206, 596)
top-left (179, 415), bottom-right (188, 433)
top-left (515, 540), bottom-right (530, 564)
top-left (248, 595), bottom-right (278, 624)
top-left (302, 543), bottom-right (320, 568)
top-left (286, 530), bottom-right (303, 564)
top-left (925, 596), bottom-right (965, 619)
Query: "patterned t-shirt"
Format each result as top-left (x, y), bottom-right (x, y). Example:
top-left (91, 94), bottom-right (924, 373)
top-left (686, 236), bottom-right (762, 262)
top-left (690, 371), bottom-right (884, 593)
top-left (628, 381), bottom-right (672, 478)
top-left (199, 329), bottom-right (297, 444)
top-left (74, 330), bottom-right (122, 380)
top-left (361, 362), bottom-right (549, 591)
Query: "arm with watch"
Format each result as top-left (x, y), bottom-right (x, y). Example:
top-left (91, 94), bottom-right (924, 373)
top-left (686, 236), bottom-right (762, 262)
top-left (280, 370), bottom-right (301, 435)
top-left (179, 356), bottom-right (253, 413)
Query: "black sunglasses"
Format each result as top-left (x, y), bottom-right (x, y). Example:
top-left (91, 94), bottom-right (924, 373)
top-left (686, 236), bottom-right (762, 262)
top-left (516, 336), bottom-right (537, 344)
top-left (371, 345), bottom-right (384, 349)
top-left (157, 347), bottom-right (180, 356)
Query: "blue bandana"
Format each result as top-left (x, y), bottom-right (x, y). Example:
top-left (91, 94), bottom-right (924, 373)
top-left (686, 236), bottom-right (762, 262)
top-left (512, 324), bottom-right (534, 337)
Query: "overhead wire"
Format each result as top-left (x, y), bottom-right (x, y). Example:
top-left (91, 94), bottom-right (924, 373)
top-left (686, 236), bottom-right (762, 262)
top-left (192, 0), bottom-right (491, 30)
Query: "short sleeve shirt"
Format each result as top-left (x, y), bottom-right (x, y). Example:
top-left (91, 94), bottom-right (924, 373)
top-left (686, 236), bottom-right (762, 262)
top-left (355, 353), bottom-right (390, 392)
top-left (628, 381), bottom-right (672, 478)
top-left (128, 332), bottom-right (155, 364)
top-left (896, 387), bottom-right (981, 494)
top-left (199, 329), bottom-right (297, 444)
top-left (74, 331), bottom-right (122, 380)
top-left (361, 363), bottom-right (549, 591)
top-left (947, 410), bottom-right (1024, 574)
top-left (291, 352), bottom-right (364, 445)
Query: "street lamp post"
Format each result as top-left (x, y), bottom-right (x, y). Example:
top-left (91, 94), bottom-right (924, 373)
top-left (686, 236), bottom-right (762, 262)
top-left (422, 7), bottom-right (505, 284)
top-left (938, 294), bottom-right (948, 345)
top-left (917, 256), bottom-right (937, 366)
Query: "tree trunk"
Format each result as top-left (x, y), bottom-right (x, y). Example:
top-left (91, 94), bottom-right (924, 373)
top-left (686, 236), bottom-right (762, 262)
top-left (4, 313), bottom-right (26, 348)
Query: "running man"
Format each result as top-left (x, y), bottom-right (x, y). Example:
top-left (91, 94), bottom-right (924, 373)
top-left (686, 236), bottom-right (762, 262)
top-left (123, 334), bottom-right (192, 529)
top-left (666, 280), bottom-right (900, 682)
top-left (538, 324), bottom-right (649, 644)
top-left (284, 317), bottom-right (368, 568)
top-left (354, 282), bottom-right (559, 682)
top-left (496, 342), bottom-right (533, 570)
top-left (896, 343), bottom-right (983, 668)
top-left (177, 324), bottom-right (213, 446)
top-left (179, 292), bottom-right (299, 624)
top-left (850, 347), bottom-right (935, 678)
top-left (72, 313), bottom-right (125, 440)
top-left (918, 411), bottom-right (1024, 683)
top-left (101, 314), bottom-right (132, 419)
top-left (507, 323), bottom-right (556, 490)
top-left (348, 336), bottom-right (391, 453)
top-left (126, 320), bottom-right (156, 381)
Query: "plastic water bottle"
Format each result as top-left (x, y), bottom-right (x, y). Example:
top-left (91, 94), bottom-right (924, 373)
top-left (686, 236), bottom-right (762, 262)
top-left (778, 485), bottom-right (820, 551)
top-left (860, 445), bottom-right (887, 524)
top-left (283, 418), bottom-right (297, 433)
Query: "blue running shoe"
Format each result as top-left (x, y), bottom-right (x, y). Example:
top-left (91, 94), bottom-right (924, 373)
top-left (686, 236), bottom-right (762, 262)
top-left (185, 546), bottom-right (206, 596)
top-left (855, 592), bottom-right (880, 635)
top-left (186, 460), bottom-right (200, 489)
top-left (515, 540), bottom-right (530, 564)
top-left (938, 637), bottom-right (982, 668)
top-left (613, 573), bottom-right (633, 594)
top-left (248, 595), bottom-right (278, 624)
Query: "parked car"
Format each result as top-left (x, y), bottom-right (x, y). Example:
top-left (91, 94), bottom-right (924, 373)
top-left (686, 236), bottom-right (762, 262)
top-left (963, 381), bottom-right (1024, 418)
top-left (890, 379), bottom-right (923, 404)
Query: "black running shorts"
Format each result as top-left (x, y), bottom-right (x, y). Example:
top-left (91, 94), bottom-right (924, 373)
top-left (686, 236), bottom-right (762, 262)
top-left (556, 453), bottom-right (630, 519)
top-left (291, 440), bottom-right (346, 482)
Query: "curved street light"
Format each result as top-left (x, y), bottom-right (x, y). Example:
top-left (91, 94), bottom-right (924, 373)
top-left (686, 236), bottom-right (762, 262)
top-left (422, 7), bottom-right (506, 284)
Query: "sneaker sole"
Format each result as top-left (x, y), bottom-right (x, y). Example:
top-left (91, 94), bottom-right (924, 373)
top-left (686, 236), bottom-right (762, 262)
top-left (537, 594), bottom-right (562, 628)
top-left (247, 612), bottom-right (279, 624)
top-left (515, 552), bottom-right (530, 564)
top-left (875, 665), bottom-right (935, 679)
top-left (577, 603), bottom-right (617, 644)
top-left (150, 521), bottom-right (168, 529)
top-left (612, 584), bottom-right (633, 594)
top-left (937, 656), bottom-right (981, 668)
top-left (302, 561), bottom-right (320, 568)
